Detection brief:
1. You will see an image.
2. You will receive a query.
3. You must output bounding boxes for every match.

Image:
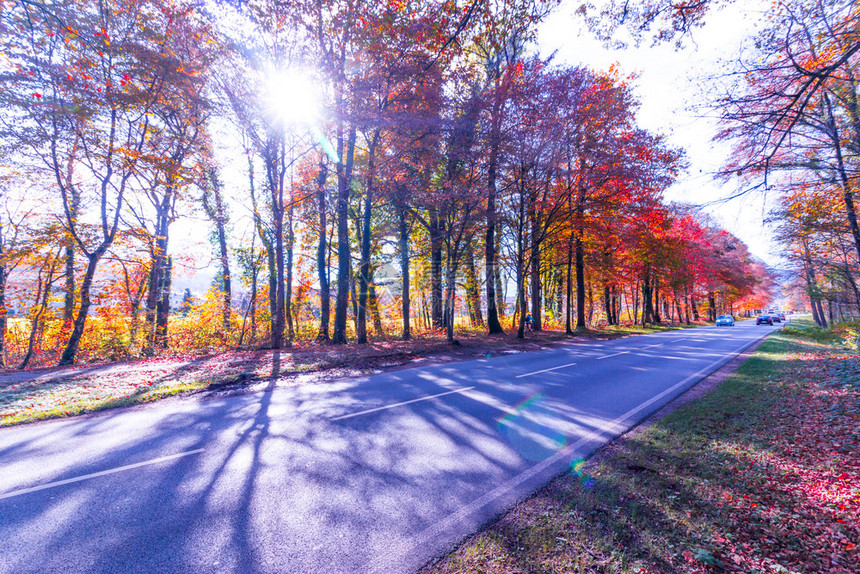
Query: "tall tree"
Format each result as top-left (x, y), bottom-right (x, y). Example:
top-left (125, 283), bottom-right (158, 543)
top-left (0, 0), bottom-right (209, 364)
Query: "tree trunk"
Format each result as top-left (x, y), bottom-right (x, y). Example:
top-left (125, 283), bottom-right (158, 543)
top-left (398, 202), bottom-right (410, 340)
top-left (516, 181), bottom-right (527, 339)
top-left (575, 233), bottom-right (586, 329)
top-left (485, 73), bottom-right (505, 335)
top-left (587, 286), bottom-right (594, 324)
top-left (555, 270), bottom-right (564, 324)
top-left (59, 251), bottom-right (103, 365)
top-left (250, 262), bottom-right (258, 343)
top-left (494, 231), bottom-right (505, 319)
top-left (707, 290), bottom-right (716, 322)
top-left (265, 243), bottom-right (276, 339)
top-left (516, 252), bottom-right (527, 339)
top-left (484, 202), bottom-right (504, 332)
top-left (803, 246), bottom-right (827, 327)
top-left (315, 157), bottom-right (330, 342)
top-left (632, 283), bottom-right (640, 324)
top-left (444, 265), bottom-right (458, 343)
top-left (333, 126), bottom-right (357, 344)
top-left (349, 256), bottom-right (359, 335)
top-left (575, 178), bottom-right (587, 329)
top-left (642, 270), bottom-right (654, 325)
top-left (612, 287), bottom-right (619, 325)
top-left (285, 202), bottom-right (295, 342)
top-left (603, 284), bottom-right (612, 325)
top-left (565, 235), bottom-right (573, 334)
top-left (429, 209), bottom-right (444, 330)
top-left (270, 150), bottom-right (286, 350)
top-left (204, 166), bottom-right (231, 331)
top-left (529, 191), bottom-right (542, 332)
top-left (653, 281), bottom-right (661, 323)
top-left (421, 292), bottom-right (430, 330)
top-left (823, 93), bottom-right (860, 266)
top-left (155, 257), bottom-right (171, 348)
top-left (248, 148), bottom-right (275, 343)
top-left (464, 242), bottom-right (483, 328)
top-left (144, 260), bottom-right (159, 354)
top-left (368, 278), bottom-right (383, 335)
top-left (62, 185), bottom-right (80, 326)
top-left (529, 243), bottom-right (542, 331)
top-left (357, 130), bottom-right (380, 344)
top-left (144, 199), bottom-right (172, 354)
top-left (63, 243), bottom-right (75, 323)
top-left (817, 298), bottom-right (829, 327)
top-left (842, 264), bottom-right (860, 311)
top-left (0, 244), bottom-right (6, 368)
top-left (20, 263), bottom-right (56, 369)
top-left (809, 292), bottom-right (823, 326)
top-left (684, 286), bottom-right (691, 324)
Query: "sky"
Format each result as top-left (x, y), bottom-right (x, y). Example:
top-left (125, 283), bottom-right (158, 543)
top-left (536, 0), bottom-right (780, 265)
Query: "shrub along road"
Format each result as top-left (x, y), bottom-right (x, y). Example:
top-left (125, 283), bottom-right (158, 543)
top-left (0, 322), bottom-right (773, 573)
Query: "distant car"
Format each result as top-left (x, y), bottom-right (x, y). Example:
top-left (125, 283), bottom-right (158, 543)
top-left (716, 315), bottom-right (735, 326)
top-left (771, 314), bottom-right (781, 323)
top-left (778, 312), bottom-right (786, 322)
top-left (756, 315), bottom-right (773, 325)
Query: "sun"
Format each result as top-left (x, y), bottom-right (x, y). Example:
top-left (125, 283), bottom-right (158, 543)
top-left (262, 68), bottom-right (320, 127)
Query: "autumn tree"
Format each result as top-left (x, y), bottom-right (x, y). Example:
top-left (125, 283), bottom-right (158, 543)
top-left (717, 0), bottom-right (860, 261)
top-left (0, 0), bottom-right (214, 364)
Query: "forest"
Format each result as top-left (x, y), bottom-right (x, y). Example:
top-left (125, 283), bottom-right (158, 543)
top-left (1, 0), bottom-right (854, 369)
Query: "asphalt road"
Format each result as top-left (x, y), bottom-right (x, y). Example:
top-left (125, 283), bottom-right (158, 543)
top-left (0, 321), bottom-right (777, 574)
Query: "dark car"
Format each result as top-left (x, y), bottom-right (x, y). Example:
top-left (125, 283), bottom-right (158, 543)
top-left (756, 315), bottom-right (773, 325)
top-left (771, 314), bottom-right (781, 323)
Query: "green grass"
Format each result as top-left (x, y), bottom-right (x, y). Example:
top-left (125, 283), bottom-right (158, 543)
top-left (0, 378), bottom-right (209, 427)
top-left (423, 317), bottom-right (859, 574)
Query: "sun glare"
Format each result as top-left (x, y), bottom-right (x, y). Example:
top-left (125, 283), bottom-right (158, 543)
top-left (263, 69), bottom-right (320, 127)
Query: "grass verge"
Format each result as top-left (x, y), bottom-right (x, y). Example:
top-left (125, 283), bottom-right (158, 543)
top-left (0, 378), bottom-right (209, 427)
top-left (422, 319), bottom-right (859, 573)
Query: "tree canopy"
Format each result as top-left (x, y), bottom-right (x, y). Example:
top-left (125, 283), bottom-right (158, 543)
top-left (0, 0), bottom-right (777, 367)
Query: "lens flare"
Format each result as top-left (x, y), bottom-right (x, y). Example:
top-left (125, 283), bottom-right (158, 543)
top-left (312, 125), bottom-right (340, 164)
top-left (497, 393), bottom-right (568, 461)
top-left (263, 69), bottom-right (319, 127)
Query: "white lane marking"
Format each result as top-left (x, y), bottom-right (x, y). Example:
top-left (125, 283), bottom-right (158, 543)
top-left (329, 386), bottom-right (475, 421)
top-left (515, 362), bottom-right (578, 378)
top-left (368, 331), bottom-right (768, 574)
top-left (631, 353), bottom-right (698, 361)
top-left (642, 343), bottom-right (664, 349)
top-left (0, 448), bottom-right (205, 501)
top-left (596, 350), bottom-right (630, 360)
